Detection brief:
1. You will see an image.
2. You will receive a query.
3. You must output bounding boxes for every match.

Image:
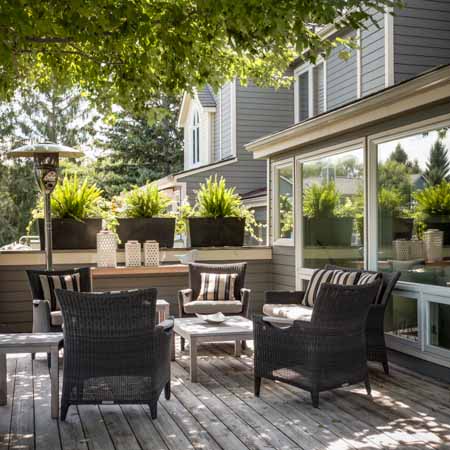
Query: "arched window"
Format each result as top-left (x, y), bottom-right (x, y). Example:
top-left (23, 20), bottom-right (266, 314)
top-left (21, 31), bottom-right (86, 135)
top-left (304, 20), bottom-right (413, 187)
top-left (191, 110), bottom-right (200, 165)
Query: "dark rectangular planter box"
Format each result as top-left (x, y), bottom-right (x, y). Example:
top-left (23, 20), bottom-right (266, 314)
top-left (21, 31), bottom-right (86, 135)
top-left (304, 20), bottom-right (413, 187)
top-left (117, 217), bottom-right (175, 248)
top-left (379, 216), bottom-right (414, 246)
top-left (304, 217), bottom-right (354, 247)
top-left (38, 218), bottom-right (102, 250)
top-left (424, 216), bottom-right (450, 245)
top-left (188, 217), bottom-right (245, 247)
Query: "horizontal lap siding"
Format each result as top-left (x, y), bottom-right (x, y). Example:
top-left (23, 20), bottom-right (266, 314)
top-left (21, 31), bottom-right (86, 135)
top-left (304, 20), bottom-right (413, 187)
top-left (220, 82), bottom-right (233, 159)
top-left (394, 0), bottom-right (450, 83)
top-left (0, 260), bottom-right (273, 332)
top-left (272, 246), bottom-right (296, 291)
top-left (326, 31), bottom-right (358, 110)
top-left (361, 9), bottom-right (385, 96)
top-left (213, 89), bottom-right (221, 162)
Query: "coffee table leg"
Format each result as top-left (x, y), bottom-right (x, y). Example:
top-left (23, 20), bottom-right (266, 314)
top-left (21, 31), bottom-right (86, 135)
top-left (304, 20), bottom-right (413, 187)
top-left (0, 353), bottom-right (6, 406)
top-left (189, 338), bottom-right (198, 382)
top-left (50, 349), bottom-right (59, 419)
top-left (171, 333), bottom-right (176, 361)
top-left (234, 340), bottom-right (242, 357)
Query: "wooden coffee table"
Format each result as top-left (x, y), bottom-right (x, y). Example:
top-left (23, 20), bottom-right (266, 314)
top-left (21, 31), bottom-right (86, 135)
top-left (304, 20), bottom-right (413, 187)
top-left (171, 316), bottom-right (253, 382)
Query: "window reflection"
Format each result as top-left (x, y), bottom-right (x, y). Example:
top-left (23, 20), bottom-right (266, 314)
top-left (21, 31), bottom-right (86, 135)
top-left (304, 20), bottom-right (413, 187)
top-left (277, 166), bottom-right (293, 240)
top-left (377, 127), bottom-right (450, 287)
top-left (302, 148), bottom-right (364, 269)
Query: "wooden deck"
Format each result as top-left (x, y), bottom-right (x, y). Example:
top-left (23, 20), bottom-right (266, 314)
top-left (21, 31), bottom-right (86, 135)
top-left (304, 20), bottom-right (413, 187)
top-left (1, 342), bottom-right (450, 450)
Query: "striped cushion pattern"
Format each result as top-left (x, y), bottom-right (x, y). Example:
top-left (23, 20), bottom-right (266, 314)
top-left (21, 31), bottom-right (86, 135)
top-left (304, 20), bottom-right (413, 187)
top-left (39, 273), bottom-right (81, 311)
top-left (197, 273), bottom-right (238, 301)
top-left (302, 269), bottom-right (336, 307)
top-left (357, 272), bottom-right (380, 285)
top-left (330, 270), bottom-right (359, 286)
top-left (303, 269), bottom-right (359, 307)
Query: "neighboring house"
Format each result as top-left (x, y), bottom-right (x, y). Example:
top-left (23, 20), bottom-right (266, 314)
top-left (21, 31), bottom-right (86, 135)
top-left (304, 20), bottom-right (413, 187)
top-left (156, 79), bottom-right (294, 244)
top-left (245, 1), bottom-right (450, 369)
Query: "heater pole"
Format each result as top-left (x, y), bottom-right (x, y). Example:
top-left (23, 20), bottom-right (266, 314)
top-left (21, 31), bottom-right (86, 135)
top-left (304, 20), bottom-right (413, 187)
top-left (44, 192), bottom-right (53, 271)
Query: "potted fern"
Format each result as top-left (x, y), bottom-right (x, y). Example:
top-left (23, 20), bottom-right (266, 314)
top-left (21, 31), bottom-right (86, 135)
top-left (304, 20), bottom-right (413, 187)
top-left (186, 176), bottom-right (259, 247)
top-left (415, 181), bottom-right (450, 245)
top-left (31, 175), bottom-right (103, 250)
top-left (303, 182), bottom-right (353, 246)
top-left (115, 183), bottom-right (176, 248)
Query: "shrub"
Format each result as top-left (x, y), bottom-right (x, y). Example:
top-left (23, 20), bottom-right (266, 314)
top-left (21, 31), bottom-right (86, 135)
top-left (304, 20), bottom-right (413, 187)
top-left (415, 181), bottom-right (450, 217)
top-left (303, 182), bottom-right (339, 218)
top-left (121, 183), bottom-right (172, 218)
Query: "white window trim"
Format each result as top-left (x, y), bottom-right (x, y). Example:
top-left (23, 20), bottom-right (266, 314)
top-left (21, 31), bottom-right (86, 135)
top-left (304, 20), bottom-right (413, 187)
top-left (384, 7), bottom-right (394, 87)
top-left (294, 139), bottom-right (365, 287)
top-left (272, 158), bottom-right (295, 247)
top-left (294, 60), bottom-right (327, 123)
top-left (189, 107), bottom-right (201, 169)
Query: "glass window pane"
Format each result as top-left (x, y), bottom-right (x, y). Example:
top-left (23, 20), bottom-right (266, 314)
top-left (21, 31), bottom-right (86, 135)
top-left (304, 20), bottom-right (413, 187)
top-left (429, 302), bottom-right (450, 350)
top-left (384, 295), bottom-right (418, 342)
top-left (314, 64), bottom-right (325, 115)
top-left (277, 165), bottom-right (293, 240)
top-left (298, 72), bottom-right (309, 121)
top-left (377, 127), bottom-right (450, 287)
top-left (302, 148), bottom-right (364, 269)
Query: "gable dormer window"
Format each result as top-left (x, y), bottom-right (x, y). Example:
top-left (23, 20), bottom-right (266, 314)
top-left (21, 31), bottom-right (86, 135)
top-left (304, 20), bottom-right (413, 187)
top-left (191, 109), bottom-right (200, 165)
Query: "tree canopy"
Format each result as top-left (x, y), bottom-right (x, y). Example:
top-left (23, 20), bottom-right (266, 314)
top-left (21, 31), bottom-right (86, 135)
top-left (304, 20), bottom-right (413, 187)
top-left (0, 0), bottom-right (401, 113)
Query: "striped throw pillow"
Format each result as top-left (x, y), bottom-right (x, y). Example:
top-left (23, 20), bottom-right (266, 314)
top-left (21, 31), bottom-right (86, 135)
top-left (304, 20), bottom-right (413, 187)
top-left (39, 273), bottom-right (81, 311)
top-left (197, 273), bottom-right (238, 301)
top-left (302, 269), bottom-right (336, 307)
top-left (357, 272), bottom-right (380, 285)
top-left (330, 270), bottom-right (359, 286)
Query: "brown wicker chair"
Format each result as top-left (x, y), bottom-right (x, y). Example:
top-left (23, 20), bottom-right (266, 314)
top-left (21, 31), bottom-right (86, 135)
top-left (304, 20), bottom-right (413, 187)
top-left (56, 288), bottom-right (173, 421)
top-left (178, 262), bottom-right (250, 350)
top-left (254, 281), bottom-right (381, 408)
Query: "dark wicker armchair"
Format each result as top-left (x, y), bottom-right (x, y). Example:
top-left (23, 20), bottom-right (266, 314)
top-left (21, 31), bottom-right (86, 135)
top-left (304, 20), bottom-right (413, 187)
top-left (178, 262), bottom-right (251, 350)
top-left (26, 267), bottom-right (92, 333)
top-left (254, 281), bottom-right (381, 408)
top-left (56, 288), bottom-right (173, 421)
top-left (324, 265), bottom-right (401, 375)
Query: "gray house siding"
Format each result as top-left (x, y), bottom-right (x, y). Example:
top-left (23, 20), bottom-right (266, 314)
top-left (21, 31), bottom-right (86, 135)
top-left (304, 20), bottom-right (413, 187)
top-left (394, 0), bottom-right (450, 84)
top-left (326, 30), bottom-right (358, 110)
top-left (272, 246), bottom-right (296, 290)
top-left (213, 89), bottom-right (221, 162)
top-left (361, 8), bottom-right (385, 95)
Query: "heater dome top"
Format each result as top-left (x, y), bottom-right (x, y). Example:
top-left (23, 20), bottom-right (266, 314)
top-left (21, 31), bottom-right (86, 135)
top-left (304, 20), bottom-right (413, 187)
top-left (7, 142), bottom-right (84, 158)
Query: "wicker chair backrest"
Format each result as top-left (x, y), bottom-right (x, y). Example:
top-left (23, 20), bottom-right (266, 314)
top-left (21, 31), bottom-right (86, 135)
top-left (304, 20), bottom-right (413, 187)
top-left (311, 281), bottom-right (381, 330)
top-left (26, 267), bottom-right (92, 309)
top-left (56, 288), bottom-right (158, 338)
top-left (324, 264), bottom-right (400, 305)
top-left (188, 262), bottom-right (247, 300)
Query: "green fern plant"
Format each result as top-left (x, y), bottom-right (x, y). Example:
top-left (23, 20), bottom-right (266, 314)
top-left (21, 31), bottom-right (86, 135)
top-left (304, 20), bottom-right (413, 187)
top-left (415, 181), bottom-right (450, 217)
top-left (31, 175), bottom-right (103, 221)
top-left (122, 183), bottom-right (172, 218)
top-left (303, 182), bottom-right (340, 218)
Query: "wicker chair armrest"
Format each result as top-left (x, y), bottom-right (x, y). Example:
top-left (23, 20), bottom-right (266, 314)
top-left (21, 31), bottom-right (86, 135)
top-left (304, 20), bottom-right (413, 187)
top-left (240, 288), bottom-right (251, 317)
top-left (155, 318), bottom-right (174, 334)
top-left (264, 290), bottom-right (305, 305)
top-left (178, 289), bottom-right (193, 316)
top-left (32, 299), bottom-right (52, 333)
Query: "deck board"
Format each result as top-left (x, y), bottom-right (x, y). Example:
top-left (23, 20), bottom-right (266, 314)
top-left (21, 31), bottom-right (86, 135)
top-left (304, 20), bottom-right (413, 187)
top-left (1, 345), bottom-right (450, 450)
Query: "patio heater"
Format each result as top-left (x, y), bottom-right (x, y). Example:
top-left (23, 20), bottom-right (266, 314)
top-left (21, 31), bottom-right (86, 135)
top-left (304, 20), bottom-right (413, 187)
top-left (7, 143), bottom-right (84, 271)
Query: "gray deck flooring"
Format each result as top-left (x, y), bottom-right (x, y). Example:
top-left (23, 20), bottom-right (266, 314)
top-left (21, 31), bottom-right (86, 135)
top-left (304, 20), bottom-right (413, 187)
top-left (1, 341), bottom-right (450, 450)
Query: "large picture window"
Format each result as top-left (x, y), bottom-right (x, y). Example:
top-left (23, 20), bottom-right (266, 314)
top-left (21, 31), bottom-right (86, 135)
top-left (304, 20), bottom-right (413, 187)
top-left (376, 126), bottom-right (450, 287)
top-left (273, 162), bottom-right (294, 244)
top-left (302, 148), bottom-right (364, 269)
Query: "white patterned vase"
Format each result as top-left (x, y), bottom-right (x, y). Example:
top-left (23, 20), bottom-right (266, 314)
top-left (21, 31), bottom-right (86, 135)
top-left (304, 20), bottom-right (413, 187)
top-left (125, 240), bottom-right (141, 267)
top-left (424, 229), bottom-right (443, 262)
top-left (96, 230), bottom-right (117, 268)
top-left (144, 240), bottom-right (159, 267)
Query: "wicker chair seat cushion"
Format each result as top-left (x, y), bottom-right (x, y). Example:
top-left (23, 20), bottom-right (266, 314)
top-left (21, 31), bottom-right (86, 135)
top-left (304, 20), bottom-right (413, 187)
top-left (302, 269), bottom-right (359, 307)
top-left (262, 304), bottom-right (312, 321)
top-left (50, 310), bottom-right (63, 326)
top-left (184, 300), bottom-right (243, 314)
top-left (39, 273), bottom-right (81, 311)
top-left (197, 273), bottom-right (238, 301)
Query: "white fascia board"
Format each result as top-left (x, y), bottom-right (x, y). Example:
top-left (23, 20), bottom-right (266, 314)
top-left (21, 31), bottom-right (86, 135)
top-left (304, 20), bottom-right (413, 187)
top-left (246, 66), bottom-right (450, 159)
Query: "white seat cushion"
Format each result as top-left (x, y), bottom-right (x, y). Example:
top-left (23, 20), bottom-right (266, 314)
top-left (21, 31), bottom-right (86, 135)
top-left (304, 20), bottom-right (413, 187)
top-left (262, 304), bottom-right (313, 321)
top-left (184, 300), bottom-right (243, 314)
top-left (50, 310), bottom-right (63, 326)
